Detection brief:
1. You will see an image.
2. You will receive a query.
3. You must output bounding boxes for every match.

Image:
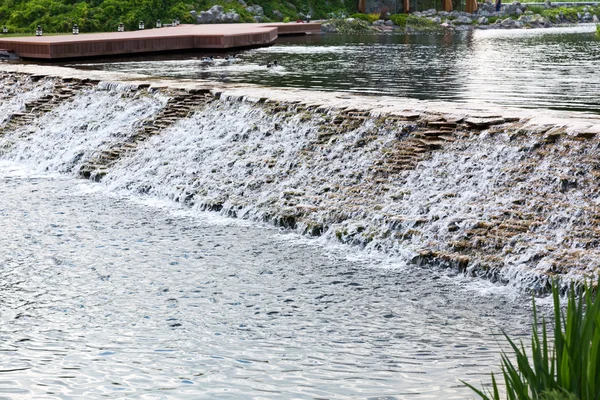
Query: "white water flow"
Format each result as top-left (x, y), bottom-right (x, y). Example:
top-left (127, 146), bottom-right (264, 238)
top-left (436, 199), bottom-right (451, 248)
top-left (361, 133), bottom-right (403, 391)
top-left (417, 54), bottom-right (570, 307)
top-left (0, 74), bottom-right (582, 397)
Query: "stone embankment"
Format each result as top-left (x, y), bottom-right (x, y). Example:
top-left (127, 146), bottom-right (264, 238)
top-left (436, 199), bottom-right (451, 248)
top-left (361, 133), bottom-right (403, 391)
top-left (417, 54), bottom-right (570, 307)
top-left (1, 64), bottom-right (599, 290)
top-left (322, 2), bottom-right (599, 33)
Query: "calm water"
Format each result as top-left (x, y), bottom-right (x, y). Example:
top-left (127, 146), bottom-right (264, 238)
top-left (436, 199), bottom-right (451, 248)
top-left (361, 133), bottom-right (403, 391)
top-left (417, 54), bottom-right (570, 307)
top-left (0, 161), bottom-right (534, 399)
top-left (68, 25), bottom-right (600, 112)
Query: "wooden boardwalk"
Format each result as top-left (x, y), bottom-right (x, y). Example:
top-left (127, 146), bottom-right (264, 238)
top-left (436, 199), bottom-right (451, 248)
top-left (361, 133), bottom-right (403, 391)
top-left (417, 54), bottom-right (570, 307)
top-left (0, 23), bottom-right (321, 60)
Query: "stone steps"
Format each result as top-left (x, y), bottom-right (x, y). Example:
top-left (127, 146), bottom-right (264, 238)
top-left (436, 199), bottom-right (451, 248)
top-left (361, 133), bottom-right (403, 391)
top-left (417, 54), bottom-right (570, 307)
top-left (79, 91), bottom-right (212, 180)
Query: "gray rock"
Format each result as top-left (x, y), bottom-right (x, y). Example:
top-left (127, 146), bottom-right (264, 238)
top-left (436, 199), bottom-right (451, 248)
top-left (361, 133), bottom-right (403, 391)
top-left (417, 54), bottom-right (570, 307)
top-left (193, 5), bottom-right (240, 24)
top-left (273, 10), bottom-right (283, 20)
top-left (321, 23), bottom-right (339, 33)
top-left (430, 16), bottom-right (442, 24)
top-left (501, 17), bottom-right (516, 27)
top-left (238, 0), bottom-right (247, 6)
top-left (454, 15), bottom-right (473, 24)
top-left (582, 12), bottom-right (592, 22)
top-left (421, 8), bottom-right (437, 17)
top-left (477, 16), bottom-right (489, 25)
top-left (373, 19), bottom-right (385, 26)
top-left (593, 15), bottom-right (599, 23)
top-left (246, 5), bottom-right (264, 16)
top-left (515, 8), bottom-right (523, 16)
top-left (385, 20), bottom-right (394, 26)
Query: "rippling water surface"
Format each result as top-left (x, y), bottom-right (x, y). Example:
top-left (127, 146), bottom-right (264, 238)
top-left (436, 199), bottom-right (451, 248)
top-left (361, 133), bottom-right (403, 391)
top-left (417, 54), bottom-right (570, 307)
top-left (67, 25), bottom-right (600, 112)
top-left (0, 161), bottom-right (535, 399)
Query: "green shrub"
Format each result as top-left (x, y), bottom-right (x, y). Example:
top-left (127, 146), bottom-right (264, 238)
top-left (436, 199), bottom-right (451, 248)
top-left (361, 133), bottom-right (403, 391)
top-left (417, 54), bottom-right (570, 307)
top-left (389, 13), bottom-right (438, 29)
top-left (541, 6), bottom-right (580, 22)
top-left (350, 13), bottom-right (379, 23)
top-left (333, 18), bottom-right (371, 34)
top-left (464, 279), bottom-right (600, 400)
top-left (596, 23), bottom-right (600, 37)
top-left (527, 5), bottom-right (545, 14)
top-left (389, 13), bottom-right (407, 27)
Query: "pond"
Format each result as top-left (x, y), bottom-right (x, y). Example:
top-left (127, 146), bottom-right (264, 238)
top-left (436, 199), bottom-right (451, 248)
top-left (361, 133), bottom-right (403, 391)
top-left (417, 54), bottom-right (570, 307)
top-left (67, 24), bottom-right (600, 113)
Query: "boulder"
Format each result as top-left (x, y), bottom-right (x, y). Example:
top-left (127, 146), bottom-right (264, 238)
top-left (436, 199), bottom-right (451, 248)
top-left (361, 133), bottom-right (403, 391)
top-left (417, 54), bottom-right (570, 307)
top-left (582, 12), bottom-right (592, 22)
top-left (321, 23), bottom-right (339, 33)
top-left (193, 5), bottom-right (241, 24)
top-left (455, 15), bottom-right (473, 24)
top-left (593, 15), bottom-right (599, 23)
top-left (273, 10), bottom-right (283, 20)
top-left (477, 16), bottom-right (489, 25)
top-left (246, 5), bottom-right (264, 16)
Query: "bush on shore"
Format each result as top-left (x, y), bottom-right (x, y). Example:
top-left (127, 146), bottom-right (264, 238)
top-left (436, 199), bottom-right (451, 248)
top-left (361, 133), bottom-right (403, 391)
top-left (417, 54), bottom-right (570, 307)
top-left (464, 279), bottom-right (600, 400)
top-left (0, 0), bottom-right (354, 33)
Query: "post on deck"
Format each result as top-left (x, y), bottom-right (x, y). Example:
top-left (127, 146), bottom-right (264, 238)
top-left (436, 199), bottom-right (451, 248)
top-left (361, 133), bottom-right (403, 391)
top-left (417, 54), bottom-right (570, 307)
top-left (358, 0), bottom-right (366, 13)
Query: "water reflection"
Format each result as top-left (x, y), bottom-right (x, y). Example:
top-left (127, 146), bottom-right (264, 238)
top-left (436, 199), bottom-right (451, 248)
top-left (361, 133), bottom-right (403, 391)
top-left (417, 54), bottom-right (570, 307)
top-left (0, 162), bottom-right (533, 398)
top-left (66, 24), bottom-right (600, 113)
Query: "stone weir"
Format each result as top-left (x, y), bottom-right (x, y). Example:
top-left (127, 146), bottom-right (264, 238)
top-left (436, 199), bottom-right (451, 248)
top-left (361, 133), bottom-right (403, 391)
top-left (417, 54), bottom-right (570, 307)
top-left (1, 65), bottom-right (599, 291)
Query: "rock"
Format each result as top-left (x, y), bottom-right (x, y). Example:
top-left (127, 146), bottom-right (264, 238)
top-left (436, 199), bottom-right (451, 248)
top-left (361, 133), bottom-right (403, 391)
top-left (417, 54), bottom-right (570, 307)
top-left (455, 15), bottom-right (473, 24)
top-left (582, 12), bottom-right (592, 22)
top-left (238, 0), bottom-right (247, 6)
top-left (465, 117), bottom-right (505, 127)
top-left (430, 16), bottom-right (442, 24)
top-left (373, 19), bottom-right (385, 26)
top-left (194, 5), bottom-right (240, 24)
top-left (385, 20), bottom-right (394, 26)
top-left (593, 15), bottom-right (599, 23)
top-left (515, 8), bottom-right (523, 16)
top-left (477, 16), bottom-right (489, 25)
top-left (246, 5), bottom-right (264, 16)
top-left (501, 17), bottom-right (516, 27)
top-left (273, 10), bottom-right (283, 20)
top-left (321, 23), bottom-right (339, 33)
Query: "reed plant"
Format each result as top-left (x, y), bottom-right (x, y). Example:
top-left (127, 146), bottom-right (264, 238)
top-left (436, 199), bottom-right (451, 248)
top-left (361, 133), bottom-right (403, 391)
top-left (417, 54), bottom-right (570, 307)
top-left (596, 24), bottom-right (600, 37)
top-left (464, 279), bottom-right (600, 400)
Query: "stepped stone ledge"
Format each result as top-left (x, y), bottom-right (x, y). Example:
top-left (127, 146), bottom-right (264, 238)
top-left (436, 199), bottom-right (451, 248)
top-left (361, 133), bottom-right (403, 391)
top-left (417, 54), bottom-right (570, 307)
top-left (2, 64), bottom-right (600, 291)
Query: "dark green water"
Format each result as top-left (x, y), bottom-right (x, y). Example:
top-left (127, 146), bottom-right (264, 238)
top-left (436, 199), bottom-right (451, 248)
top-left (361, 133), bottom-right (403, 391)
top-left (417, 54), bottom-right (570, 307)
top-left (69, 24), bottom-right (600, 113)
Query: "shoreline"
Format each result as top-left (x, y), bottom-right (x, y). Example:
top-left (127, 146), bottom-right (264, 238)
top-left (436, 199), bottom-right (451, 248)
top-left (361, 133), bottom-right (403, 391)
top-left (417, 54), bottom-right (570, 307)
top-left (321, 2), bottom-right (600, 33)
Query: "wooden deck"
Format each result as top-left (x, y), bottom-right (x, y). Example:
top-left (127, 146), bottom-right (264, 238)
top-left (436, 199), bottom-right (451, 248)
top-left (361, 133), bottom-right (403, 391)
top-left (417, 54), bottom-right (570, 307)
top-left (0, 22), bottom-right (321, 60)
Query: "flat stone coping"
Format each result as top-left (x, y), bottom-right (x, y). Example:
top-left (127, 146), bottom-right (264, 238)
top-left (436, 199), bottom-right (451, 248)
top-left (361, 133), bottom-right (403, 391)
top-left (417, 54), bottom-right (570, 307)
top-left (1, 62), bottom-right (599, 134)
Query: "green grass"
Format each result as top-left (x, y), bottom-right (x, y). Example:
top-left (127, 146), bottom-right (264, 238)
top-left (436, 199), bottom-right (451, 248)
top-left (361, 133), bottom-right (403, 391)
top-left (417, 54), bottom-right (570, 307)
top-left (464, 279), bottom-right (600, 400)
top-left (596, 23), bottom-right (600, 37)
top-left (389, 14), bottom-right (439, 29)
top-left (527, 5), bottom-right (545, 15)
top-left (350, 13), bottom-right (380, 23)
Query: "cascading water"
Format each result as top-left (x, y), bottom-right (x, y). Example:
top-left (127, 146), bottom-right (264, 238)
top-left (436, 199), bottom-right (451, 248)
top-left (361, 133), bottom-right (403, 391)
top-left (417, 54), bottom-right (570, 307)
top-left (1, 72), bottom-right (599, 291)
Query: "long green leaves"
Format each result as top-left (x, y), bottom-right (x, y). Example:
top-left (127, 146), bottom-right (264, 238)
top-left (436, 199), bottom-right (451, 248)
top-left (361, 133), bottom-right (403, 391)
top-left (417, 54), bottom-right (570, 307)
top-left (464, 279), bottom-right (600, 400)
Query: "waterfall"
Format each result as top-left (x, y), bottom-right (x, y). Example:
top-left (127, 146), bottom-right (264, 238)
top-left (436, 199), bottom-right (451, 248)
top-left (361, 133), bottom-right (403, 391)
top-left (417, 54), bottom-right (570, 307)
top-left (1, 70), bottom-right (599, 290)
